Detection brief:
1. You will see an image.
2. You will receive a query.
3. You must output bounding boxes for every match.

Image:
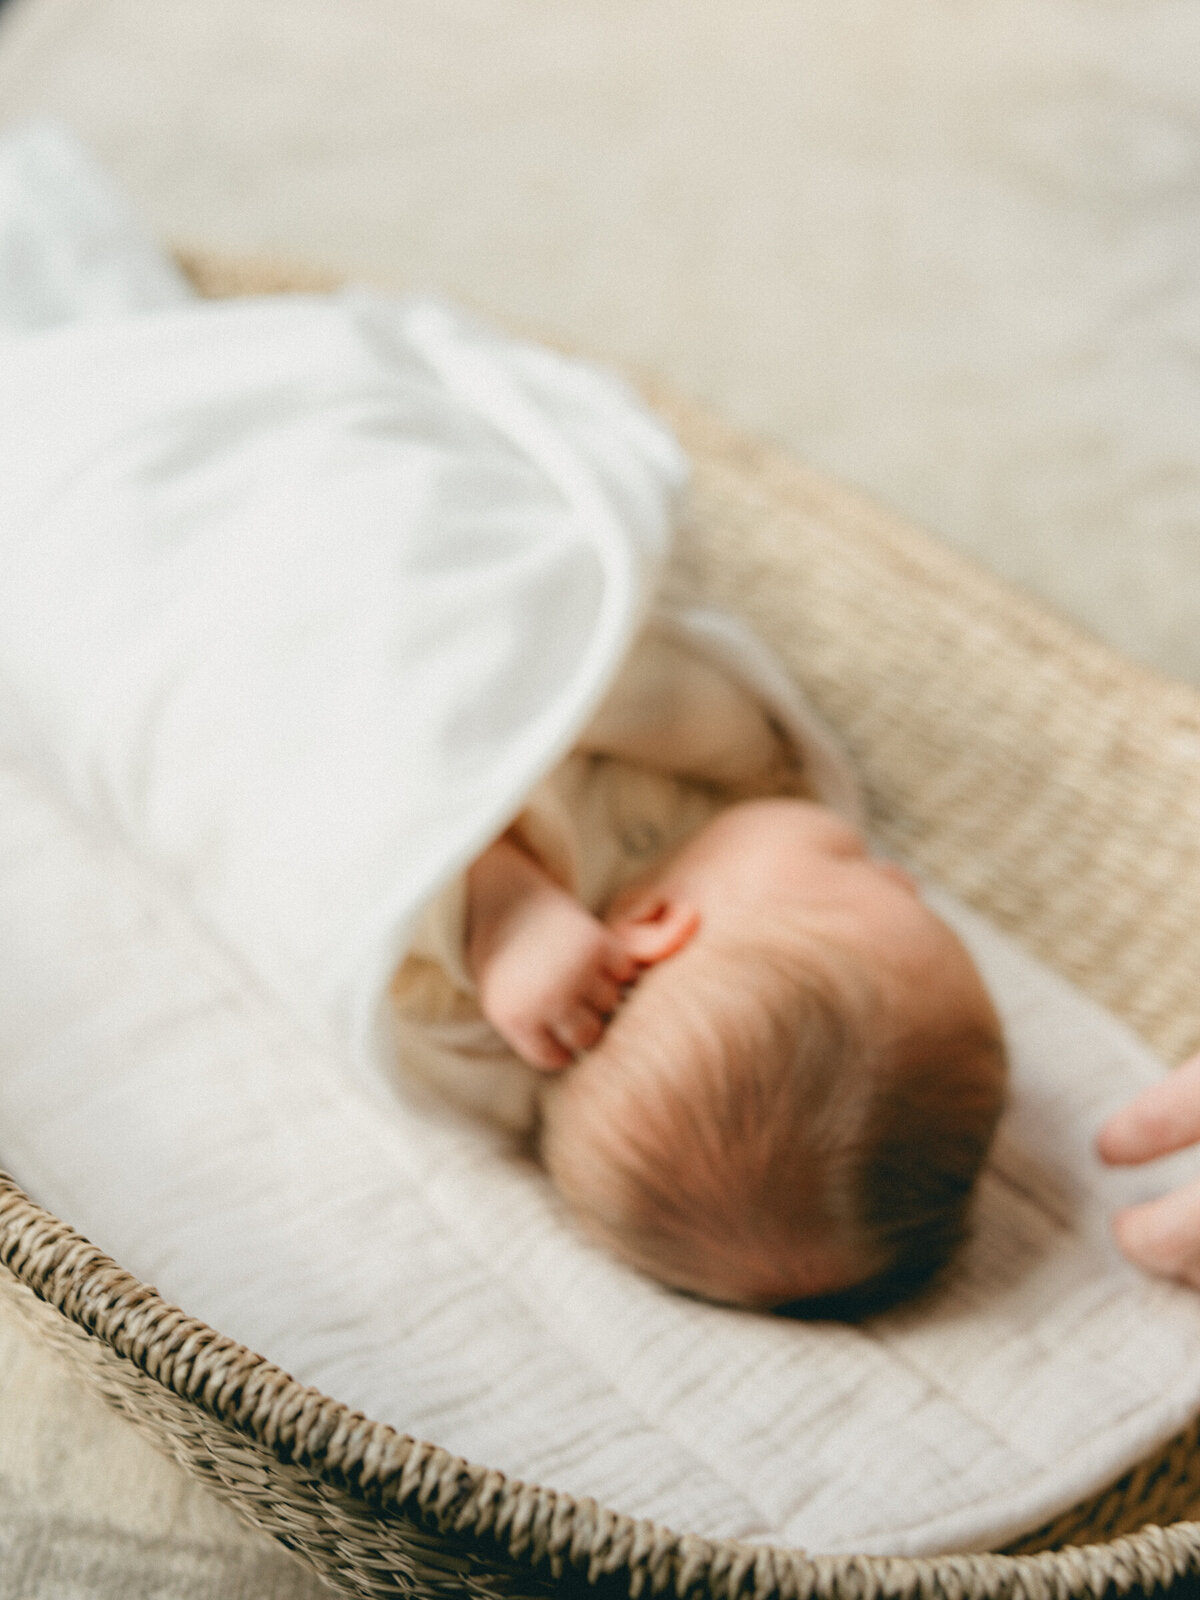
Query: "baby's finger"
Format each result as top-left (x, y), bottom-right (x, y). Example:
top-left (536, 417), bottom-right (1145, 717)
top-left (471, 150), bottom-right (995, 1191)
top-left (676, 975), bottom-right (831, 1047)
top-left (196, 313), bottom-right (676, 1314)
top-left (552, 1005), bottom-right (607, 1056)
top-left (587, 972), bottom-right (624, 1018)
top-left (604, 945), bottom-right (640, 985)
top-left (1098, 1054), bottom-right (1200, 1166)
top-left (1112, 1173), bottom-right (1200, 1291)
top-left (516, 1026), bottom-right (573, 1072)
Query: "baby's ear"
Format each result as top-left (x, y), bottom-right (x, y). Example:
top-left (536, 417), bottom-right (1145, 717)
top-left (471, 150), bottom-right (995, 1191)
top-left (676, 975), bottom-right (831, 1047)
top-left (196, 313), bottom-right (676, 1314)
top-left (607, 894), bottom-right (700, 967)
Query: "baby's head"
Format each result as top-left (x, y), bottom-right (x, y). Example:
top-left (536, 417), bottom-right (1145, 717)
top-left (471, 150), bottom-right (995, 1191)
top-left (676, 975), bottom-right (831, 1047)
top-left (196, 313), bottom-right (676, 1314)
top-left (536, 800), bottom-right (1006, 1313)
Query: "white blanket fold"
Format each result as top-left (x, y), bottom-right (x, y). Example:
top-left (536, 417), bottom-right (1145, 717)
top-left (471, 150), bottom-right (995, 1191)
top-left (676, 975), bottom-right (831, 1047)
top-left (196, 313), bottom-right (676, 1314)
top-left (0, 227), bottom-right (685, 1068)
top-left (3, 123), bottom-right (1200, 1559)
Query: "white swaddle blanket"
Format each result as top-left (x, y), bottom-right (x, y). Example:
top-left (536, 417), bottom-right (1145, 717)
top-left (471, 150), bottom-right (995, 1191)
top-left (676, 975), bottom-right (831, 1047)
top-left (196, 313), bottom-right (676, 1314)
top-left (3, 123), bottom-right (1200, 1557)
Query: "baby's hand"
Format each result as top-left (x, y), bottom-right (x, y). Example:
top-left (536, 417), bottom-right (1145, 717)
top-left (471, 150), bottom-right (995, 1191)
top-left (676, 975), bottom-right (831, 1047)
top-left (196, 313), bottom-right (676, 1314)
top-left (465, 835), bottom-right (640, 1070)
top-left (1097, 1054), bottom-right (1200, 1289)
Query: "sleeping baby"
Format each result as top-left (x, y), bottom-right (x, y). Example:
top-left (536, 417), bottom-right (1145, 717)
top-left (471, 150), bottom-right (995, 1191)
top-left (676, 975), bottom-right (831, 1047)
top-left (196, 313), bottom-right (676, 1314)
top-left (391, 616), bottom-right (1008, 1314)
top-left (0, 122), bottom-right (1005, 1318)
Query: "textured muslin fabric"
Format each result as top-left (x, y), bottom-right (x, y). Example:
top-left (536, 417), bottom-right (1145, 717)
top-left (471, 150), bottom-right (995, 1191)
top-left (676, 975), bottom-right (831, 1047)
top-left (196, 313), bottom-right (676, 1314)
top-left (4, 123), bottom-right (1200, 1557)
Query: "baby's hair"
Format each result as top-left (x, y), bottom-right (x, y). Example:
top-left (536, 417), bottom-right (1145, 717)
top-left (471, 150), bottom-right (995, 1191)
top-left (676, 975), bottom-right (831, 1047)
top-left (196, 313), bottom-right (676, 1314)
top-left (536, 922), bottom-right (1006, 1313)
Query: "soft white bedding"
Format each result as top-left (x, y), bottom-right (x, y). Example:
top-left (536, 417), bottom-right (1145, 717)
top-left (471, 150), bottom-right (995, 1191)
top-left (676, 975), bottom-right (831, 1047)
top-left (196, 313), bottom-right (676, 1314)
top-left (3, 124), bottom-right (1200, 1558)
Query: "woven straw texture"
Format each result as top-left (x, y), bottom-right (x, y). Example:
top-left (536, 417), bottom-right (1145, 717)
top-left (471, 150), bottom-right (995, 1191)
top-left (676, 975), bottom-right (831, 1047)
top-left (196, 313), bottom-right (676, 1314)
top-left (2, 251), bottom-right (1200, 1597)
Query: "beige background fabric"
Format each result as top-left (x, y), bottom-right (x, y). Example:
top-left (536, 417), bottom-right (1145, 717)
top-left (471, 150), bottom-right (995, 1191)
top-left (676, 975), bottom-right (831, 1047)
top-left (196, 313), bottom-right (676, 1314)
top-left (3, 0), bottom-right (1200, 685)
top-left (2, 0), bottom-right (1200, 1593)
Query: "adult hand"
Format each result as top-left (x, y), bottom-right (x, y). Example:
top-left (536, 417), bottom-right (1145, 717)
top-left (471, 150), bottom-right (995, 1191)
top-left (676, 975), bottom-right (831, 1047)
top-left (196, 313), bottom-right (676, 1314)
top-left (1097, 1053), bottom-right (1200, 1288)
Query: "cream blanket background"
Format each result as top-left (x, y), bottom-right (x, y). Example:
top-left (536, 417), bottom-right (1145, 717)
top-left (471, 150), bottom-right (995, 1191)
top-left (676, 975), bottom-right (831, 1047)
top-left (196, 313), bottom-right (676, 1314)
top-left (2, 2), bottom-right (1200, 1595)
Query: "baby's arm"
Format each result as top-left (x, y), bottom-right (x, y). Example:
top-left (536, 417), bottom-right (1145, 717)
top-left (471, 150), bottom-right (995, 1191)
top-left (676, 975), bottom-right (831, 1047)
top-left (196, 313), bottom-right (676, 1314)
top-left (1098, 1054), bottom-right (1200, 1288)
top-left (582, 630), bottom-right (797, 794)
top-left (465, 833), bottom-right (640, 1070)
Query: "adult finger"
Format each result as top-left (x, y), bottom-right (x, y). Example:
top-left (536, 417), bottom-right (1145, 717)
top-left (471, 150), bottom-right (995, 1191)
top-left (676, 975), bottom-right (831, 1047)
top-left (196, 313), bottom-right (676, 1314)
top-left (1112, 1172), bottom-right (1200, 1291)
top-left (1097, 1053), bottom-right (1200, 1165)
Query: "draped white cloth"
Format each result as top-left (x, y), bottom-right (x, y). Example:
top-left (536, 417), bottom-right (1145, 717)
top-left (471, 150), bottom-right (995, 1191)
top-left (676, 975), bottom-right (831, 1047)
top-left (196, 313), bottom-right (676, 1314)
top-left (0, 124), bottom-right (688, 1076)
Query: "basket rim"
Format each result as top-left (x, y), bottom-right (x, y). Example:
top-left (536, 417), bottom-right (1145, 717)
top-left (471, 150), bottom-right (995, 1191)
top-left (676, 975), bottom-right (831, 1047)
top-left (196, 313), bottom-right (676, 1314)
top-left (4, 1165), bottom-right (1200, 1597)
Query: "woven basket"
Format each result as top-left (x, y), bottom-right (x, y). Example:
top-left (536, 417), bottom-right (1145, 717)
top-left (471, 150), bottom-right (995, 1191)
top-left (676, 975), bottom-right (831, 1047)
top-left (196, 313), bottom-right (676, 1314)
top-left (3, 253), bottom-right (1200, 1598)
